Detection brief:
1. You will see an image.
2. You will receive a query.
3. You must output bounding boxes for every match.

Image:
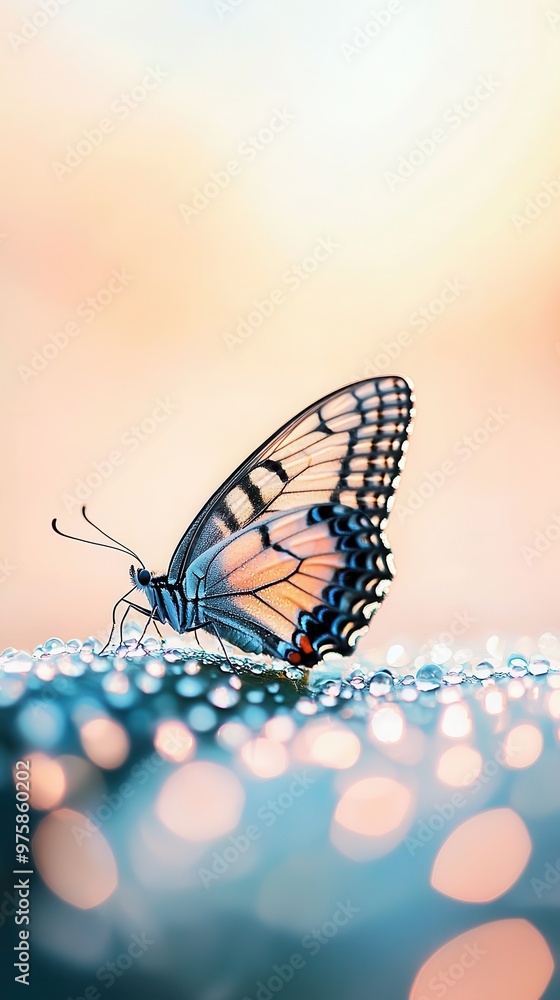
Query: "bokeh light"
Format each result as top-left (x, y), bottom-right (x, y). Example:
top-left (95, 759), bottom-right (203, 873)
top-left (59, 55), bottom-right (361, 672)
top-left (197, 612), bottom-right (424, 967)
top-left (80, 717), bottom-right (130, 769)
top-left (21, 753), bottom-right (66, 810)
top-left (154, 720), bottom-right (195, 762)
top-left (437, 745), bottom-right (482, 787)
top-left (505, 724), bottom-right (543, 769)
top-left (441, 702), bottom-right (472, 738)
top-left (431, 808), bottom-right (532, 902)
top-left (410, 919), bottom-right (554, 1000)
top-left (33, 808), bottom-right (118, 909)
top-left (241, 738), bottom-right (289, 779)
top-left (370, 705), bottom-right (405, 744)
top-left (309, 726), bottom-right (361, 769)
top-left (157, 761), bottom-right (245, 840)
top-left (334, 776), bottom-right (411, 837)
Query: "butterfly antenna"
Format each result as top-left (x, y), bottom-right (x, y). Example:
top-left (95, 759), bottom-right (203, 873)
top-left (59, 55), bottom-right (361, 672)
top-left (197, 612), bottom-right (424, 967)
top-left (80, 506), bottom-right (145, 566)
top-left (52, 514), bottom-right (145, 567)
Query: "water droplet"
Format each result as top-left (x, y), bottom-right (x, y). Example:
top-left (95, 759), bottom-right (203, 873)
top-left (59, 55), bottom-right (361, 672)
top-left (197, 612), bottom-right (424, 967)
top-left (416, 663), bottom-right (443, 691)
top-left (84, 637), bottom-right (102, 653)
top-left (443, 670), bottom-right (466, 685)
top-left (66, 639), bottom-right (82, 651)
top-left (285, 666), bottom-right (304, 681)
top-left (528, 656), bottom-right (549, 677)
top-left (349, 669), bottom-right (366, 690)
top-left (321, 679), bottom-right (341, 697)
top-left (164, 649), bottom-right (184, 663)
top-left (43, 637), bottom-right (65, 654)
top-left (2, 652), bottom-right (33, 674)
top-left (142, 637), bottom-right (161, 652)
top-left (402, 674), bottom-right (416, 686)
top-left (507, 653), bottom-right (528, 677)
top-left (369, 669), bottom-right (393, 696)
top-left (474, 660), bottom-right (493, 680)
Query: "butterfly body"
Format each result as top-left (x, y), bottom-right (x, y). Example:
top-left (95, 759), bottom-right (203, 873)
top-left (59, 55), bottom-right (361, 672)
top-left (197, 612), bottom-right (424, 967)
top-left (125, 376), bottom-right (415, 667)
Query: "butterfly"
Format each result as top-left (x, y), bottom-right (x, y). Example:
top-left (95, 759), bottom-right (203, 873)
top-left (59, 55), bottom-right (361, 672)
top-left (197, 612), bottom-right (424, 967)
top-left (53, 376), bottom-right (414, 667)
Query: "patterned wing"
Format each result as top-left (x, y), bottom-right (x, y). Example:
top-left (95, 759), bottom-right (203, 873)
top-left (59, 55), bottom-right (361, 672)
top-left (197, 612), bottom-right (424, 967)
top-left (191, 503), bottom-right (395, 665)
top-left (168, 376), bottom-right (414, 585)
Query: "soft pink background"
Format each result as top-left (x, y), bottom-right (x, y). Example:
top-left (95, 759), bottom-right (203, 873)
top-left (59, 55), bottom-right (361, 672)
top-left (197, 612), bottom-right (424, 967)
top-left (2, 0), bottom-right (559, 653)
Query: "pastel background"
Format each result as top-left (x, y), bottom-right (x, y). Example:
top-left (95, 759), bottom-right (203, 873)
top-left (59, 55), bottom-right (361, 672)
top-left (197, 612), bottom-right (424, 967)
top-left (2, 0), bottom-right (560, 654)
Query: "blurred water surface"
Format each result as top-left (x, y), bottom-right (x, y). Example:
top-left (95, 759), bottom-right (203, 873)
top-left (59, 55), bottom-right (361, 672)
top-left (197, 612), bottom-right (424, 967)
top-left (1, 631), bottom-right (560, 1000)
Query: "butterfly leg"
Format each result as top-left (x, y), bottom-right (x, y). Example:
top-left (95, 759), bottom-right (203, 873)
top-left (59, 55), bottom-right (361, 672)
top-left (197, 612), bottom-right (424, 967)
top-left (205, 620), bottom-right (239, 674)
top-left (100, 585), bottom-right (136, 655)
top-left (121, 599), bottom-right (165, 645)
top-left (137, 605), bottom-right (159, 645)
top-left (118, 605), bottom-right (132, 645)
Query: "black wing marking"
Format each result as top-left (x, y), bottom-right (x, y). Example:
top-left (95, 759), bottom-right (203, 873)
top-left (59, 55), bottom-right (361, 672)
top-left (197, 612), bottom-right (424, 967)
top-left (168, 376), bottom-right (414, 585)
top-left (193, 503), bottom-right (394, 666)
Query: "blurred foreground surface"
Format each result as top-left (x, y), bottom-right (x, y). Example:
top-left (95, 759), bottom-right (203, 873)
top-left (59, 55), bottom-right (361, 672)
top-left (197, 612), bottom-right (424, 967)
top-left (1, 630), bottom-right (560, 1000)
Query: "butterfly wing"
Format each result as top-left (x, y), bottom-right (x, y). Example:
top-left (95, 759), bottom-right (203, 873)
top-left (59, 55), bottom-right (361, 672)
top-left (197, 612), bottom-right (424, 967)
top-left (189, 502), bottom-right (394, 665)
top-left (168, 376), bottom-right (414, 588)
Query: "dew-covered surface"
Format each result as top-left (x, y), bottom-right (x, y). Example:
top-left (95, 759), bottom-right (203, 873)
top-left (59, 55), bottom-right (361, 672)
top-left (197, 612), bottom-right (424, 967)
top-left (1, 629), bottom-right (560, 999)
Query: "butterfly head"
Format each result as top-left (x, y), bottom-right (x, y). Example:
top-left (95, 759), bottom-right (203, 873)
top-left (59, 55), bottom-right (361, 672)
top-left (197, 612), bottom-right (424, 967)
top-left (130, 565), bottom-right (153, 590)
